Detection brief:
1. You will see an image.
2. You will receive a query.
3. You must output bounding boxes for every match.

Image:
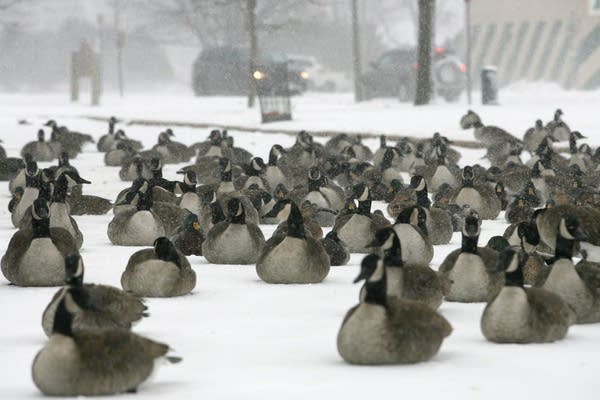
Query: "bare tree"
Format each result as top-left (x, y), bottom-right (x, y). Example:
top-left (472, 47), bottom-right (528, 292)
top-left (414, 0), bottom-right (434, 105)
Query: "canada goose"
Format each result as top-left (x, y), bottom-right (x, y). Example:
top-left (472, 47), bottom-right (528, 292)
top-left (505, 195), bottom-right (534, 224)
top-left (121, 237), bottom-right (196, 297)
top-left (256, 200), bottom-right (330, 284)
top-left (97, 116), bottom-right (118, 152)
top-left (408, 175), bottom-right (453, 245)
top-left (47, 171), bottom-right (90, 249)
top-left (379, 148), bottom-right (403, 185)
top-left (8, 153), bottom-right (32, 194)
top-left (415, 142), bottom-right (461, 192)
top-left (367, 227), bottom-right (443, 309)
top-left (152, 129), bottom-right (189, 164)
top-left (332, 183), bottom-right (389, 253)
top-left (481, 248), bottom-right (575, 343)
top-left (0, 153), bottom-right (25, 182)
top-left (2, 199), bottom-right (78, 286)
top-left (235, 157), bottom-right (269, 190)
top-left (460, 110), bottom-right (522, 149)
top-left (202, 197), bottom-right (265, 265)
top-left (515, 221), bottom-right (549, 286)
top-left (119, 156), bottom-right (152, 181)
top-left (264, 144), bottom-right (287, 189)
top-left (45, 119), bottom-right (94, 157)
top-left (269, 199), bottom-right (323, 239)
top-left (523, 119), bottom-right (551, 153)
top-left (438, 215), bottom-right (503, 302)
top-left (11, 161), bottom-right (40, 228)
top-left (321, 231), bottom-right (350, 266)
top-left (108, 191), bottom-right (166, 246)
top-left (221, 130), bottom-right (253, 165)
top-left (41, 254), bottom-right (147, 337)
top-left (32, 289), bottom-right (180, 396)
top-left (451, 166), bottom-right (501, 220)
top-left (542, 215), bottom-right (600, 323)
top-left (534, 204), bottom-right (599, 252)
top-left (110, 129), bottom-right (144, 152)
top-left (105, 141), bottom-right (136, 166)
top-left (568, 131), bottom-right (589, 171)
top-left (216, 157), bottom-right (236, 195)
top-left (21, 129), bottom-right (56, 162)
top-left (292, 167), bottom-right (343, 227)
top-left (171, 213), bottom-right (204, 256)
top-left (545, 109), bottom-right (571, 141)
top-left (338, 254), bottom-right (451, 365)
top-left (147, 157), bottom-right (177, 203)
top-left (176, 170), bottom-right (201, 215)
top-left (66, 184), bottom-right (113, 216)
top-left (392, 206), bottom-right (434, 268)
top-left (188, 129), bottom-right (224, 159)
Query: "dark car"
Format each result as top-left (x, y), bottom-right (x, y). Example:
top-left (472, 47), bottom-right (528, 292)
top-left (360, 47), bottom-right (466, 102)
top-left (192, 47), bottom-right (289, 96)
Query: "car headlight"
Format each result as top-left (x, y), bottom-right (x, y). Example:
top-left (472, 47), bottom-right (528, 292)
top-left (300, 71), bottom-right (309, 80)
top-left (253, 70), bottom-right (266, 80)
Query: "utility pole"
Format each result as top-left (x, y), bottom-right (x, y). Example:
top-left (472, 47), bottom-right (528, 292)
top-left (465, 0), bottom-right (472, 105)
top-left (414, 0), bottom-right (435, 106)
top-left (351, 0), bottom-right (362, 102)
top-left (114, 0), bottom-right (124, 98)
top-left (247, 0), bottom-right (257, 108)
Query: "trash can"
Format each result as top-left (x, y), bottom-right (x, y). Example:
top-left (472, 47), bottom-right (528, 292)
top-left (481, 66), bottom-right (498, 105)
top-left (256, 62), bottom-right (292, 123)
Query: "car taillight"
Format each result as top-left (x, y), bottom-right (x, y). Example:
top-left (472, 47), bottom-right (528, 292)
top-left (435, 47), bottom-right (445, 55)
top-left (413, 63), bottom-right (419, 70)
top-left (459, 63), bottom-right (467, 73)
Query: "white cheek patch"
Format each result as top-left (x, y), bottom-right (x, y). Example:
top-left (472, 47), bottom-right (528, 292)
top-left (506, 256), bottom-right (519, 273)
top-left (369, 260), bottom-right (385, 282)
top-left (559, 219), bottom-right (575, 240)
top-left (359, 187), bottom-right (369, 202)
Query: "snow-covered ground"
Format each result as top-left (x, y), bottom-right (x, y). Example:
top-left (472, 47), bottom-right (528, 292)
top-left (1, 86), bottom-right (599, 399)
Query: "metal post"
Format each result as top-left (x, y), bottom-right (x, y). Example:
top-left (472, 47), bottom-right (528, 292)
top-left (351, 0), bottom-right (363, 102)
top-left (465, 0), bottom-right (472, 105)
top-left (247, 0), bottom-right (257, 108)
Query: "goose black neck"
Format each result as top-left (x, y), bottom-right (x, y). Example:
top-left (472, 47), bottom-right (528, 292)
top-left (473, 120), bottom-right (484, 129)
top-left (383, 235), bottom-right (403, 267)
top-left (211, 202), bottom-right (226, 225)
top-left (357, 199), bottom-right (371, 216)
top-left (221, 169), bottom-right (232, 182)
top-left (462, 177), bottom-right (474, 188)
top-left (554, 233), bottom-right (574, 260)
top-left (308, 178), bottom-right (321, 192)
top-left (416, 188), bottom-right (431, 209)
top-left (32, 217), bottom-right (50, 238)
top-left (156, 243), bottom-right (181, 268)
top-left (268, 151), bottom-right (278, 166)
top-left (52, 177), bottom-right (68, 203)
top-left (52, 299), bottom-right (73, 337)
top-left (39, 182), bottom-right (53, 201)
top-left (461, 234), bottom-right (479, 254)
top-left (137, 191), bottom-right (153, 211)
top-left (229, 208), bottom-right (246, 225)
top-left (108, 121), bottom-right (115, 134)
top-left (569, 138), bottom-right (577, 154)
top-left (26, 173), bottom-right (40, 188)
top-left (287, 203), bottom-right (306, 239)
top-left (505, 255), bottom-right (524, 287)
top-left (153, 169), bottom-right (163, 179)
top-left (180, 181), bottom-right (196, 193)
top-left (364, 275), bottom-right (387, 306)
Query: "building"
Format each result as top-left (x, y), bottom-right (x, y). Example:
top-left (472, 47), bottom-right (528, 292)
top-left (471, 0), bottom-right (600, 89)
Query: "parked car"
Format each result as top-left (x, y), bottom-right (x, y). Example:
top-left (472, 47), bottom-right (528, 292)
top-left (192, 47), bottom-right (289, 96)
top-left (287, 56), bottom-right (351, 92)
top-left (359, 47), bottom-right (466, 102)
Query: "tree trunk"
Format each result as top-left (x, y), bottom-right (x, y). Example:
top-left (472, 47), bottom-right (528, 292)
top-left (247, 0), bottom-right (257, 108)
top-left (414, 0), bottom-right (435, 106)
top-left (114, 0), bottom-right (124, 98)
top-left (351, 0), bottom-right (363, 102)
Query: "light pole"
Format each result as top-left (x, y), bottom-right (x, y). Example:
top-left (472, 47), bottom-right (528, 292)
top-left (465, 0), bottom-right (472, 105)
top-left (351, 0), bottom-right (363, 102)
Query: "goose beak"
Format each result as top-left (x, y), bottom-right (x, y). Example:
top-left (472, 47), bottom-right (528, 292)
top-left (77, 177), bottom-right (91, 184)
top-left (192, 221), bottom-right (201, 231)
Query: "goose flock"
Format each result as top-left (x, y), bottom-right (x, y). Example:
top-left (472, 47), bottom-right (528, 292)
top-left (1, 109), bottom-right (599, 395)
